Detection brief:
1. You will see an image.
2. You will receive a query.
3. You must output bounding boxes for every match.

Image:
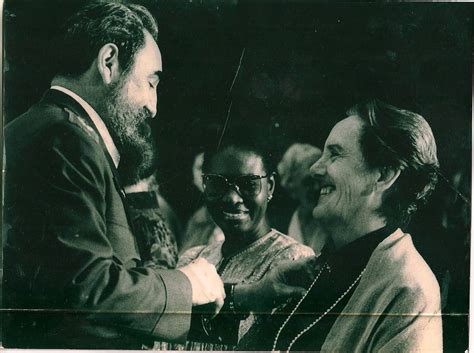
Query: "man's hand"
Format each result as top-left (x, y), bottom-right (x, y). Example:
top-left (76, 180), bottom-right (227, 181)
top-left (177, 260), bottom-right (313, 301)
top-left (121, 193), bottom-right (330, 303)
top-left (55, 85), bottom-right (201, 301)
top-left (178, 258), bottom-right (225, 317)
top-left (234, 256), bottom-right (318, 314)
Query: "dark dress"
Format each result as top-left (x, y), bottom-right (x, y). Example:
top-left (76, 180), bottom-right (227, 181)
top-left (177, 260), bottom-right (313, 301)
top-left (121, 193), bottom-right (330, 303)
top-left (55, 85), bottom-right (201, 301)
top-left (239, 225), bottom-right (396, 351)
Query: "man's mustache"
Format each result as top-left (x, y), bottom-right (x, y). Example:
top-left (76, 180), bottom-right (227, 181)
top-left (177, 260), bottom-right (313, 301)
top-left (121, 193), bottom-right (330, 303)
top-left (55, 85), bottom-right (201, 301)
top-left (129, 108), bottom-right (153, 139)
top-left (137, 119), bottom-right (152, 138)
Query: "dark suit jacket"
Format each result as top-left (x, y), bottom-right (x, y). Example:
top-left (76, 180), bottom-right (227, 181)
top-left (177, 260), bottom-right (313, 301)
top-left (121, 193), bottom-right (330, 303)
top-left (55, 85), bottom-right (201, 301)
top-left (3, 89), bottom-right (192, 349)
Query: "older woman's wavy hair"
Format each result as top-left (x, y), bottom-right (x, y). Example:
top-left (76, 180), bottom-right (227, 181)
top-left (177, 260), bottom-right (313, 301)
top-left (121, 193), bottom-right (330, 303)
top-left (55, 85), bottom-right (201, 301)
top-left (348, 100), bottom-right (440, 225)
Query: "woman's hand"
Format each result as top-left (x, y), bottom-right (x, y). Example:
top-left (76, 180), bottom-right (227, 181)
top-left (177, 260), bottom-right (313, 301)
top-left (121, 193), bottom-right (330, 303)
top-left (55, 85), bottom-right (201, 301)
top-left (233, 256), bottom-right (318, 314)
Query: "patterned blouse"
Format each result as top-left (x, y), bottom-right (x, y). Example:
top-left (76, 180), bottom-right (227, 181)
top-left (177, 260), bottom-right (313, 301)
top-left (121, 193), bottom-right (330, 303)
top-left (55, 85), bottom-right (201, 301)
top-left (126, 191), bottom-right (179, 269)
top-left (160, 229), bottom-right (314, 351)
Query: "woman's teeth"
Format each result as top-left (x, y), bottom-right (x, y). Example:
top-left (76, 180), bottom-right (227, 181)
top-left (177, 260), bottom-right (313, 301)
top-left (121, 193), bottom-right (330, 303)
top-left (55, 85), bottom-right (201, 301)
top-left (320, 186), bottom-right (333, 195)
top-left (222, 210), bottom-right (248, 220)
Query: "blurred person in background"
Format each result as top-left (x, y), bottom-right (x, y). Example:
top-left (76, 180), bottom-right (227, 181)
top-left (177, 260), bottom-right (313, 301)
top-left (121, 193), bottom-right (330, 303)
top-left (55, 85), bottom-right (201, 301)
top-left (181, 152), bottom-right (224, 254)
top-left (439, 161), bottom-right (470, 351)
top-left (123, 168), bottom-right (182, 270)
top-left (278, 143), bottom-right (328, 255)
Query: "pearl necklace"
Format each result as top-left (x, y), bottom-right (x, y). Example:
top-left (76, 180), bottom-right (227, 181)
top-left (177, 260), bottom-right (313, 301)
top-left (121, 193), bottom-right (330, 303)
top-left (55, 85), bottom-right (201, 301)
top-left (272, 263), bottom-right (367, 352)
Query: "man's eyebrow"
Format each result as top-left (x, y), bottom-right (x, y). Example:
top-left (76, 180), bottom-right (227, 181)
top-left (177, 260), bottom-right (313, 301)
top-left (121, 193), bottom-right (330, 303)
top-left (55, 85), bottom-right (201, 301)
top-left (149, 71), bottom-right (162, 80)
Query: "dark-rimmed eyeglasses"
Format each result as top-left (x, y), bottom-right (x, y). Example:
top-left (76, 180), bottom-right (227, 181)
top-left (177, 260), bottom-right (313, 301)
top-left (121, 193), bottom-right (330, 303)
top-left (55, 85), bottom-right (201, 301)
top-left (202, 174), bottom-right (269, 199)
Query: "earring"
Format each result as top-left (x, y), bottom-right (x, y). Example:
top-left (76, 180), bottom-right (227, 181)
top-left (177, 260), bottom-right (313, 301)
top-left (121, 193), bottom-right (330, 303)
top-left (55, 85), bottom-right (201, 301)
top-left (267, 195), bottom-right (273, 201)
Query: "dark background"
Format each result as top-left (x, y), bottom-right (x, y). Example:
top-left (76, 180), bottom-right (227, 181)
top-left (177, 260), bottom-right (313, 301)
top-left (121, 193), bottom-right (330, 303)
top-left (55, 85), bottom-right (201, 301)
top-left (3, 1), bottom-right (472, 351)
top-left (4, 1), bottom-right (471, 219)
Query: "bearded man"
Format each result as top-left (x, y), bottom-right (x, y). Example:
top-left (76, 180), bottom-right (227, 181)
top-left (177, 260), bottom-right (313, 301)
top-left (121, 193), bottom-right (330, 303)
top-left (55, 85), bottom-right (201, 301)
top-left (2, 2), bottom-right (227, 348)
top-left (3, 1), bottom-right (315, 348)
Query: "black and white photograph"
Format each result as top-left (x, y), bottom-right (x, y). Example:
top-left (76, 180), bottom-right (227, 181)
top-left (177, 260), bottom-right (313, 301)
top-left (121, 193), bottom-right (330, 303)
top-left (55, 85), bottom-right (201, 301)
top-left (2, 0), bottom-right (471, 351)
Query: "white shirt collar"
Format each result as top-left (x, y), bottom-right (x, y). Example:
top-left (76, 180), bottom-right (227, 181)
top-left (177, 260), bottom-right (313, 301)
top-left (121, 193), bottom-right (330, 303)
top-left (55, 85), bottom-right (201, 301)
top-left (51, 85), bottom-right (120, 168)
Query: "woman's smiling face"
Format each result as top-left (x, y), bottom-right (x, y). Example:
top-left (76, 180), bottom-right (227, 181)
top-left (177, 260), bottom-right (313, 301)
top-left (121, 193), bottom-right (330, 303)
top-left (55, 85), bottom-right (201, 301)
top-left (204, 147), bottom-right (274, 239)
top-left (310, 115), bottom-right (379, 226)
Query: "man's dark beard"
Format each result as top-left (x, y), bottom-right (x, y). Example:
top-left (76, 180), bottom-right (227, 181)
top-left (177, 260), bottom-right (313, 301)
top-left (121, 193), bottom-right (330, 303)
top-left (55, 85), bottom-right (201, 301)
top-left (117, 121), bottom-right (157, 186)
top-left (104, 78), bottom-right (157, 186)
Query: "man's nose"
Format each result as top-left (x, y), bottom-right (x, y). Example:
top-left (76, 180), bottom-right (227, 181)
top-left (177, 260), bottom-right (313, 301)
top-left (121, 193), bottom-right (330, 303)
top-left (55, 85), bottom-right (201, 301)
top-left (146, 93), bottom-right (157, 118)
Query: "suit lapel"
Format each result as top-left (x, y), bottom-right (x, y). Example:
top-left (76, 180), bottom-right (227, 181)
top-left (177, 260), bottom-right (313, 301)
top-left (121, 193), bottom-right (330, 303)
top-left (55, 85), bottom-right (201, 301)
top-left (41, 89), bottom-right (132, 226)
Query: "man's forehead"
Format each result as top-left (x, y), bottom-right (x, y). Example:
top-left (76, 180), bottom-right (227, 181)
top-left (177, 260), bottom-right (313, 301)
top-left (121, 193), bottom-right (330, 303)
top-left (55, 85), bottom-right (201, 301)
top-left (133, 30), bottom-right (162, 73)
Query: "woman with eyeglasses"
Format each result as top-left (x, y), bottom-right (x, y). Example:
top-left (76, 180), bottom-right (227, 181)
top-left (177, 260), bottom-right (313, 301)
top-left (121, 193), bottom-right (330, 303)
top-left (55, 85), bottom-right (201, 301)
top-left (175, 137), bottom-right (314, 350)
top-left (277, 143), bottom-right (328, 255)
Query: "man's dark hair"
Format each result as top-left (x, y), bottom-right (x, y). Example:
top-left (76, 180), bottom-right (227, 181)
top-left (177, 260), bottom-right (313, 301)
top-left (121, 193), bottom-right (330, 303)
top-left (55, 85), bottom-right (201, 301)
top-left (348, 99), bottom-right (439, 225)
top-left (55, 1), bottom-right (158, 77)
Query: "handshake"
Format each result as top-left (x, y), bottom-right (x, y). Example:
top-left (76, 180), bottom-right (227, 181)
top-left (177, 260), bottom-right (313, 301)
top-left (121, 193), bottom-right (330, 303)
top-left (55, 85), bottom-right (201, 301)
top-left (178, 256), bottom-right (317, 316)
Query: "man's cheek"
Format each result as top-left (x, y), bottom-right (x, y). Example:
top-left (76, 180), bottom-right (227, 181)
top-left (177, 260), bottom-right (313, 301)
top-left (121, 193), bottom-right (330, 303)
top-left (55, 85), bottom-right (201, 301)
top-left (124, 83), bottom-right (141, 103)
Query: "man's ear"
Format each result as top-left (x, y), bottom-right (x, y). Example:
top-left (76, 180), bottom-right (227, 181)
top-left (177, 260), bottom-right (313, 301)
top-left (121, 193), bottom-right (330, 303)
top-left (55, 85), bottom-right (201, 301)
top-left (376, 167), bottom-right (401, 192)
top-left (97, 43), bottom-right (121, 85)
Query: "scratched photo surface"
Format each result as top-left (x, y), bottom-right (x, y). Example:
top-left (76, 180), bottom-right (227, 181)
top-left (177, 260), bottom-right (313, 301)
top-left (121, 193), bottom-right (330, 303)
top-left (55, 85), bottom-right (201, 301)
top-left (3, 0), bottom-right (471, 351)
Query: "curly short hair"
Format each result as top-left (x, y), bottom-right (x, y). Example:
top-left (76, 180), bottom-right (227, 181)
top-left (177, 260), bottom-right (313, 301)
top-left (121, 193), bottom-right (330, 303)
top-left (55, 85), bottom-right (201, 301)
top-left (55, 1), bottom-right (158, 77)
top-left (202, 131), bottom-right (276, 176)
top-left (277, 143), bottom-right (322, 198)
top-left (348, 99), bottom-right (439, 225)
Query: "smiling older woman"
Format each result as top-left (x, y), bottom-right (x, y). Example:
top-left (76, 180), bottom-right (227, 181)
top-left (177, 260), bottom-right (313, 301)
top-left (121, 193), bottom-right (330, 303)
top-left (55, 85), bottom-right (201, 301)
top-left (239, 100), bottom-right (442, 352)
